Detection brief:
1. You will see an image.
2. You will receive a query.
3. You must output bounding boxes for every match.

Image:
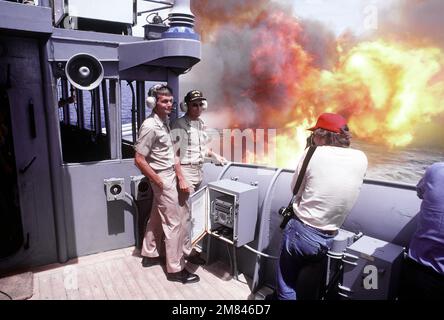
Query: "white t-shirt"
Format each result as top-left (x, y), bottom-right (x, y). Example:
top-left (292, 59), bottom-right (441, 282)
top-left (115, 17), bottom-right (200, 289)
top-left (291, 146), bottom-right (368, 231)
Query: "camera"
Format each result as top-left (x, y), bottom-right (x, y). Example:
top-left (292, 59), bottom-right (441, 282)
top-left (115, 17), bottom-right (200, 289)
top-left (279, 206), bottom-right (293, 218)
top-left (279, 206), bottom-right (294, 229)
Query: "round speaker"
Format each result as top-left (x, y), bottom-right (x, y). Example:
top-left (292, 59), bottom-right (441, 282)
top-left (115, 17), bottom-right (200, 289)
top-left (65, 53), bottom-right (104, 91)
top-left (110, 184), bottom-right (122, 196)
top-left (138, 181), bottom-right (150, 193)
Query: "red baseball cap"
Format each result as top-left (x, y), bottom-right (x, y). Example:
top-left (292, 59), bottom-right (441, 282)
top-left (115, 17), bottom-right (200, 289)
top-left (308, 113), bottom-right (347, 133)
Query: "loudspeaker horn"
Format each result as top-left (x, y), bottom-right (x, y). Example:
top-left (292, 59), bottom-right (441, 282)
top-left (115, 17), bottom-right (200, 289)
top-left (65, 53), bottom-right (104, 91)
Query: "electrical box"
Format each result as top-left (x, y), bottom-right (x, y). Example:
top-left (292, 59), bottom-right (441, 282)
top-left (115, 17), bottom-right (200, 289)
top-left (338, 235), bottom-right (404, 300)
top-left (104, 178), bottom-right (125, 201)
top-left (190, 179), bottom-right (259, 248)
top-left (130, 175), bottom-right (152, 201)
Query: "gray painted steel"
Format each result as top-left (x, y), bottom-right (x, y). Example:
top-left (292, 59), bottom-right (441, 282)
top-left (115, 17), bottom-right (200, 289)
top-left (200, 163), bottom-right (420, 292)
top-left (342, 180), bottom-right (420, 248)
top-left (118, 38), bottom-right (201, 71)
top-left (40, 36), bottom-right (70, 264)
top-left (0, 35), bottom-right (58, 271)
top-left (340, 235), bottom-right (404, 300)
top-left (0, 2), bottom-right (52, 35)
top-left (0, 0), bottom-right (200, 272)
top-left (207, 179), bottom-right (259, 247)
top-left (62, 160), bottom-right (144, 257)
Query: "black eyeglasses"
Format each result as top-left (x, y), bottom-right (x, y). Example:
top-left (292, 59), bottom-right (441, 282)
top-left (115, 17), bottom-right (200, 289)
top-left (191, 102), bottom-right (205, 107)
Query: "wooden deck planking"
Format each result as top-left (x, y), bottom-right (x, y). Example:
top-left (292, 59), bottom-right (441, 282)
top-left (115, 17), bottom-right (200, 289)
top-left (148, 264), bottom-right (186, 300)
top-left (30, 272), bottom-right (40, 300)
top-left (83, 265), bottom-right (107, 300)
top-left (37, 273), bottom-right (53, 300)
top-left (76, 266), bottom-right (95, 300)
top-left (26, 247), bottom-right (251, 300)
top-left (185, 266), bottom-right (223, 300)
top-left (102, 259), bottom-right (134, 300)
top-left (194, 268), bottom-right (237, 300)
top-left (66, 284), bottom-right (81, 300)
top-left (167, 271), bottom-right (198, 300)
top-left (50, 272), bottom-right (67, 300)
top-left (93, 263), bottom-right (121, 300)
top-left (134, 261), bottom-right (176, 300)
top-left (122, 257), bottom-right (162, 300)
top-left (113, 258), bottom-right (146, 300)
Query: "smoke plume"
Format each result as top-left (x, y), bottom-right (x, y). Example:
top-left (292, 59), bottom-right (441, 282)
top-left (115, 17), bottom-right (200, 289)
top-left (183, 0), bottom-right (444, 151)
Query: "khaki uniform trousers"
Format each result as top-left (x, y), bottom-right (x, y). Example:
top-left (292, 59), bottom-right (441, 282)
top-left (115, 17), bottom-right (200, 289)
top-left (178, 165), bottom-right (203, 256)
top-left (141, 168), bottom-right (184, 273)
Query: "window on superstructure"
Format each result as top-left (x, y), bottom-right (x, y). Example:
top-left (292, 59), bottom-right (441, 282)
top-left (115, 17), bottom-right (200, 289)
top-left (57, 78), bottom-right (113, 163)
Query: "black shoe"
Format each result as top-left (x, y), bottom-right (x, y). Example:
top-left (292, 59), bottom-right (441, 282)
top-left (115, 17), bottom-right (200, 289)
top-left (167, 269), bottom-right (200, 284)
top-left (185, 254), bottom-right (206, 265)
top-left (141, 256), bottom-right (163, 268)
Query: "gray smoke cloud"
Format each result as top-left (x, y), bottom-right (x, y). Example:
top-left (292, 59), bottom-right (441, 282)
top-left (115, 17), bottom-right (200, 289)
top-left (183, 0), bottom-right (340, 128)
top-left (374, 0), bottom-right (444, 49)
top-left (183, 0), bottom-right (444, 143)
top-left (298, 19), bottom-right (338, 70)
top-left (180, 24), bottom-right (258, 127)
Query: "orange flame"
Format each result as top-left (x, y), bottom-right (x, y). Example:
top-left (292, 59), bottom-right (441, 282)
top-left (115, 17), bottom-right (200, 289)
top-left (191, 4), bottom-right (444, 168)
top-left (338, 40), bottom-right (444, 147)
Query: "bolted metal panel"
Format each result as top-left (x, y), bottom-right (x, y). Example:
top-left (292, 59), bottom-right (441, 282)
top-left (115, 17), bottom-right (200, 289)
top-left (207, 179), bottom-right (259, 248)
top-left (339, 235), bottom-right (404, 300)
top-left (104, 177), bottom-right (125, 201)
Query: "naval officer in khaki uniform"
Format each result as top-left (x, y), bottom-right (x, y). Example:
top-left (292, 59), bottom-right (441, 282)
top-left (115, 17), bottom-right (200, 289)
top-left (134, 84), bottom-right (199, 284)
top-left (172, 90), bottom-right (227, 265)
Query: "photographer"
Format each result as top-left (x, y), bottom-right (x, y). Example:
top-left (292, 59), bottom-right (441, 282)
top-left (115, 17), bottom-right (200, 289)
top-left (276, 113), bottom-right (368, 300)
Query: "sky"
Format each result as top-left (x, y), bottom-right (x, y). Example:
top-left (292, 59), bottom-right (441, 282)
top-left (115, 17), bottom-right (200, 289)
top-left (290, 0), bottom-right (397, 36)
top-left (133, 0), bottom-right (399, 38)
top-left (133, 0), bottom-right (172, 37)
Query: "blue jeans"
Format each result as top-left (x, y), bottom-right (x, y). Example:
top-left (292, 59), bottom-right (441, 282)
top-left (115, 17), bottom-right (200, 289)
top-left (276, 218), bottom-right (335, 300)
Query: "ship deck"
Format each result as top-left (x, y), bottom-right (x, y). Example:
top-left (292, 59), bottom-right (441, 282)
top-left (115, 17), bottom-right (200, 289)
top-left (24, 247), bottom-right (252, 300)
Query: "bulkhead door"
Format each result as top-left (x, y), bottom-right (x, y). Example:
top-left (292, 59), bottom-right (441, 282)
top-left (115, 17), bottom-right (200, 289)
top-left (0, 35), bottom-right (57, 267)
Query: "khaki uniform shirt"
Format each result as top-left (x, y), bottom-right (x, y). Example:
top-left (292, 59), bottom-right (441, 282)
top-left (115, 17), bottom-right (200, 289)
top-left (134, 112), bottom-right (175, 171)
top-left (171, 115), bottom-right (209, 165)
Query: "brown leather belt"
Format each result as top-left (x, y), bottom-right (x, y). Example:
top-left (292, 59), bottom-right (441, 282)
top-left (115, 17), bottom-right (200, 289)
top-left (153, 166), bottom-right (174, 173)
top-left (181, 163), bottom-right (203, 168)
top-left (293, 215), bottom-right (338, 236)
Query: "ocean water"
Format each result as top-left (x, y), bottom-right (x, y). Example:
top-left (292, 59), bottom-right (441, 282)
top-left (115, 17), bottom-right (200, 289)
top-left (353, 140), bottom-right (444, 185)
top-left (66, 84), bottom-right (443, 185)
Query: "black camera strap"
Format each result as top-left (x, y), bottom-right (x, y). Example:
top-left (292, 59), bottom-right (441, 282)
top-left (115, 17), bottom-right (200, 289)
top-left (280, 146), bottom-right (317, 229)
top-left (292, 145), bottom-right (317, 196)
